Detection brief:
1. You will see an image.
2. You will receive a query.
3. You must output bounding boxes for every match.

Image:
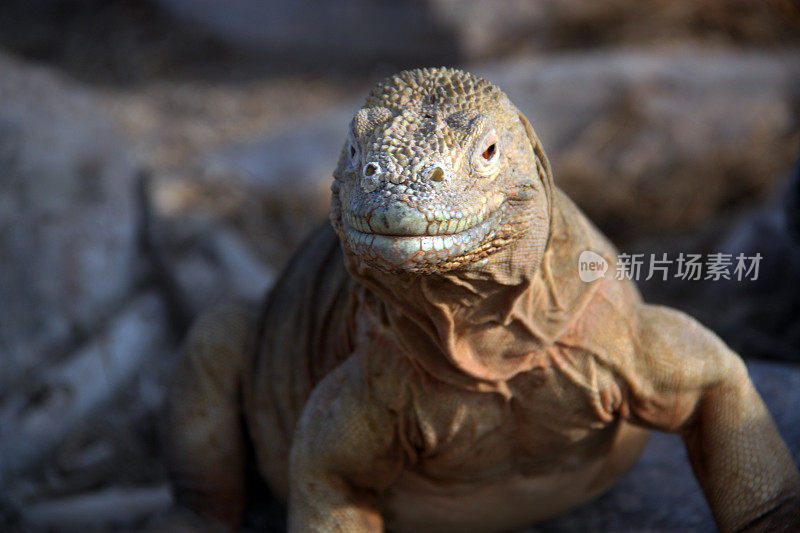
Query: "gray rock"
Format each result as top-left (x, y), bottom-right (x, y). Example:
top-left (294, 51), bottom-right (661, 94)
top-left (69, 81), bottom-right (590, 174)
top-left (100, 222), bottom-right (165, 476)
top-left (698, 152), bottom-right (800, 362)
top-left (0, 292), bottom-right (171, 486)
top-left (200, 105), bottom-right (356, 222)
top-left (0, 51), bottom-right (139, 389)
top-left (154, 0), bottom-right (548, 65)
top-left (166, 225), bottom-right (276, 316)
top-left (477, 49), bottom-right (800, 240)
top-left (151, 1), bottom-right (800, 68)
top-left (633, 147), bottom-right (800, 363)
top-left (20, 484), bottom-right (172, 532)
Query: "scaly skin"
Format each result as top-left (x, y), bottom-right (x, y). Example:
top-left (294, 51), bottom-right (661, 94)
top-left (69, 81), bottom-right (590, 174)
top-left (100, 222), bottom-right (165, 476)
top-left (165, 68), bottom-right (800, 532)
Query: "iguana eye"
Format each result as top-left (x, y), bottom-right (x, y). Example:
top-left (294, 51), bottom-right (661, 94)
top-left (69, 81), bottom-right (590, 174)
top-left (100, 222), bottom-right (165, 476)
top-left (473, 130), bottom-right (501, 177)
top-left (346, 128), bottom-right (361, 169)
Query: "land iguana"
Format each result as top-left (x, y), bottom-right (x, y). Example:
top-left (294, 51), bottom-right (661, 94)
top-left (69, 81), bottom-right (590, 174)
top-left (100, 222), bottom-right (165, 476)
top-left (165, 67), bottom-right (800, 532)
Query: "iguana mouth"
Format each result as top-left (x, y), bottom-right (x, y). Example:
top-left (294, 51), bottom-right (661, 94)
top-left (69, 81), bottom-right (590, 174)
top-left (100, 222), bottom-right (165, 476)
top-left (341, 195), bottom-right (505, 268)
top-left (343, 218), bottom-right (496, 268)
top-left (343, 201), bottom-right (495, 237)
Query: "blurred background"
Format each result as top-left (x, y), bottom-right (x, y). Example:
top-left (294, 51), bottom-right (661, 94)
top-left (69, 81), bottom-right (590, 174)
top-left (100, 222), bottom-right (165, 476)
top-left (1, 1), bottom-right (799, 531)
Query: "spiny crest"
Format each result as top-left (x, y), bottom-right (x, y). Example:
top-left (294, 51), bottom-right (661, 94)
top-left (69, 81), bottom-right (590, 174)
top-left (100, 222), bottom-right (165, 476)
top-left (364, 67), bottom-right (503, 114)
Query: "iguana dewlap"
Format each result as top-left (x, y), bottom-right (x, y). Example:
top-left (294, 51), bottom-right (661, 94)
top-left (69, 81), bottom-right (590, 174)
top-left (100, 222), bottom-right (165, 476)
top-left (166, 68), bottom-right (800, 532)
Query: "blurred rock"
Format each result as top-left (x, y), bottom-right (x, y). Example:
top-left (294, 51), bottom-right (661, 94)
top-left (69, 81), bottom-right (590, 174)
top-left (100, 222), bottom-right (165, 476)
top-left (542, 0), bottom-right (800, 50)
top-left (529, 358), bottom-right (800, 532)
top-left (141, 173), bottom-right (277, 318)
top-left (160, 225), bottom-right (276, 317)
top-left (153, 0), bottom-right (800, 68)
top-left (0, 0), bottom-right (231, 85)
top-left (197, 49), bottom-right (800, 245)
top-left (479, 49), bottom-right (800, 240)
top-left (20, 484), bottom-right (172, 532)
top-left (2, 1), bottom-right (797, 83)
top-left (154, 0), bottom-right (547, 66)
top-left (699, 216), bottom-right (800, 361)
top-left (197, 105), bottom-right (355, 241)
top-left (0, 51), bottom-right (139, 391)
top-left (0, 292), bottom-right (170, 486)
top-left (638, 148), bottom-right (800, 362)
top-left (202, 106), bottom-right (354, 216)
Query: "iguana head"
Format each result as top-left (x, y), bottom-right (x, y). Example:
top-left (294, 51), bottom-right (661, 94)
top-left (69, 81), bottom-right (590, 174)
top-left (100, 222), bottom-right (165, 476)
top-left (330, 67), bottom-right (553, 273)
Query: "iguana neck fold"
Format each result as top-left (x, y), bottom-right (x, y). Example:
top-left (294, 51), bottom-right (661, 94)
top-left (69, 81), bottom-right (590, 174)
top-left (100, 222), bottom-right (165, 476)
top-left (344, 192), bottom-right (602, 394)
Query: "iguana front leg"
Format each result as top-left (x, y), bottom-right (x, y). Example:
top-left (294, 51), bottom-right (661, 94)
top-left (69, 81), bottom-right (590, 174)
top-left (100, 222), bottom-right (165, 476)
top-left (624, 304), bottom-right (800, 531)
top-left (288, 356), bottom-right (402, 532)
top-left (165, 304), bottom-right (255, 527)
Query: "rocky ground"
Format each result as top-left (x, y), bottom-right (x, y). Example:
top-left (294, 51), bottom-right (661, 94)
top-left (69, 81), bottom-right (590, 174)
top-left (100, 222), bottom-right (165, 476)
top-left (1, 1), bottom-right (799, 531)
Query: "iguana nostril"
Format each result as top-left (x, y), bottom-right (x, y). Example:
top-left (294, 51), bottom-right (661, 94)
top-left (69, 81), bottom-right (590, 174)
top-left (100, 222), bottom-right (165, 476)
top-left (428, 165), bottom-right (445, 182)
top-left (364, 162), bottom-right (380, 178)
